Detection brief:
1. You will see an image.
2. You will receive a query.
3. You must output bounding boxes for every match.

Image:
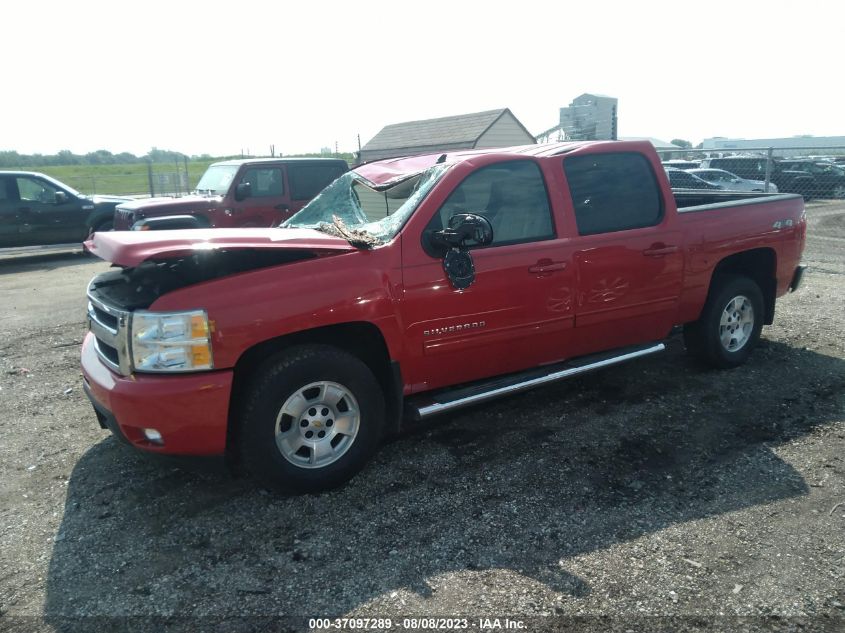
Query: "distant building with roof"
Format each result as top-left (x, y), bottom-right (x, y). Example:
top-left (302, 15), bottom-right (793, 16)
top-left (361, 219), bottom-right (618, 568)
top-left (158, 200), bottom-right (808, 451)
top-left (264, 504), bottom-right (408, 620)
top-left (702, 135), bottom-right (845, 156)
top-left (536, 93), bottom-right (618, 143)
top-left (618, 137), bottom-right (683, 158)
top-left (358, 108), bottom-right (535, 163)
top-left (618, 136), bottom-right (680, 151)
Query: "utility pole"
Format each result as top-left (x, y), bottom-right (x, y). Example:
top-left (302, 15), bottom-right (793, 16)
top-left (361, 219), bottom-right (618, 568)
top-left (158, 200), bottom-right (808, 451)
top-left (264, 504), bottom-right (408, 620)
top-left (147, 160), bottom-right (155, 197)
top-left (174, 155), bottom-right (181, 196)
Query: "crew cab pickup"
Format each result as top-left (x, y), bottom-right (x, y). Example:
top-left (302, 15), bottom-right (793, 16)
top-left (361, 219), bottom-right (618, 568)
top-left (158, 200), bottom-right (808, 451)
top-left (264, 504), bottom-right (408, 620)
top-left (82, 141), bottom-right (806, 493)
top-left (112, 158), bottom-right (348, 230)
top-left (0, 171), bottom-right (128, 250)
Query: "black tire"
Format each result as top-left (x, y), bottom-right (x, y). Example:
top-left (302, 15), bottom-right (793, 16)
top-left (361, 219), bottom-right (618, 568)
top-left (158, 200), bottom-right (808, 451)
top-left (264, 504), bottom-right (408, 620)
top-left (237, 344), bottom-right (385, 493)
top-left (683, 275), bottom-right (764, 369)
top-left (92, 220), bottom-right (113, 233)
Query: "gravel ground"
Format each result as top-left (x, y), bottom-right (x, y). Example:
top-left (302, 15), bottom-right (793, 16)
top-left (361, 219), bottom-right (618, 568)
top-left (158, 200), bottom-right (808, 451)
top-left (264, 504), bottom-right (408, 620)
top-left (0, 203), bottom-right (843, 632)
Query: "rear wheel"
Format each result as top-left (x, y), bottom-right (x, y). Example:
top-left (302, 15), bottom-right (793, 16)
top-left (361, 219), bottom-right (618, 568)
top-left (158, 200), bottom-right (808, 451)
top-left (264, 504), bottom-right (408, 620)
top-left (683, 275), bottom-right (764, 369)
top-left (237, 345), bottom-right (385, 493)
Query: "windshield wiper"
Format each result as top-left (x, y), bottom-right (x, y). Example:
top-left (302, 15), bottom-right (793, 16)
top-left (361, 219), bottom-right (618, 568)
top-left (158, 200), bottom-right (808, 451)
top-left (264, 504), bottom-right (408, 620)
top-left (314, 215), bottom-right (382, 250)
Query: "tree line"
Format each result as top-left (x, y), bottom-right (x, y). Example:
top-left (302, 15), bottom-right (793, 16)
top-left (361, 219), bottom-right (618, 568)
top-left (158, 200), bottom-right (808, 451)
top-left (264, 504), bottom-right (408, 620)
top-left (0, 147), bottom-right (357, 168)
top-left (0, 148), bottom-right (219, 168)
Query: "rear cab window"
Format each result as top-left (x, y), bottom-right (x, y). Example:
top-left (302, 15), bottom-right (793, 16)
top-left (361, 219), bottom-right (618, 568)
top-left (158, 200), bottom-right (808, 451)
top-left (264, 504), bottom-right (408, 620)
top-left (563, 152), bottom-right (663, 235)
top-left (288, 163), bottom-right (347, 201)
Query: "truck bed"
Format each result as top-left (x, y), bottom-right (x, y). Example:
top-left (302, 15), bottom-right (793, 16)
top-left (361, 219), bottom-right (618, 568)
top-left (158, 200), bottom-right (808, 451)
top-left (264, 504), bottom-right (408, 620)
top-left (673, 190), bottom-right (795, 210)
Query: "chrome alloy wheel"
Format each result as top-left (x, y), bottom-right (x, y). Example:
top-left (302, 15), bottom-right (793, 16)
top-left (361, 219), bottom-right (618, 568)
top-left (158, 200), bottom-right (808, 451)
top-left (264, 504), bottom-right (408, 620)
top-left (274, 381), bottom-right (360, 469)
top-left (719, 295), bottom-right (755, 352)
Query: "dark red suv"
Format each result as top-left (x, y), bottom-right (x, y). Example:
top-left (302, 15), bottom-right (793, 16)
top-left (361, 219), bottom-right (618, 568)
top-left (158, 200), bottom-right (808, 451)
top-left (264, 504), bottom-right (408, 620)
top-left (113, 158), bottom-right (348, 230)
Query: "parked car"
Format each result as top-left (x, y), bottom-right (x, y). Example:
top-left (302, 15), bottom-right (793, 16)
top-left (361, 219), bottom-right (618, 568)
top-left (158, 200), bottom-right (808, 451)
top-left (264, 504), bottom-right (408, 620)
top-left (661, 159), bottom-right (700, 171)
top-left (112, 158), bottom-right (348, 230)
top-left (700, 156), bottom-right (815, 197)
top-left (665, 168), bottom-right (721, 190)
top-left (0, 171), bottom-right (128, 250)
top-left (777, 160), bottom-right (845, 198)
top-left (688, 168), bottom-right (778, 193)
top-left (83, 140), bottom-right (806, 493)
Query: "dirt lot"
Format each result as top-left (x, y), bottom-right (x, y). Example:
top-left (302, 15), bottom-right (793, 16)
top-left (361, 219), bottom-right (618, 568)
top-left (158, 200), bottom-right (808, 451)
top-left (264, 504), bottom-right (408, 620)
top-left (0, 203), bottom-right (843, 632)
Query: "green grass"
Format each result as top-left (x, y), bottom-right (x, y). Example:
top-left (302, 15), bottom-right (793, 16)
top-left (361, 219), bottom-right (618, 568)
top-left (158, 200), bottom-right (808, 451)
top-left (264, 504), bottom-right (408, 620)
top-left (8, 153), bottom-right (355, 197)
top-left (8, 161), bottom-right (218, 196)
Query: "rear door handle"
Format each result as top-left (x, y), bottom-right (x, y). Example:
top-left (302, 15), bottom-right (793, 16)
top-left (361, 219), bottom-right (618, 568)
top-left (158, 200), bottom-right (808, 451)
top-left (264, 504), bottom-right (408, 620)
top-left (528, 259), bottom-right (567, 274)
top-left (274, 203), bottom-right (290, 211)
top-left (642, 244), bottom-right (679, 257)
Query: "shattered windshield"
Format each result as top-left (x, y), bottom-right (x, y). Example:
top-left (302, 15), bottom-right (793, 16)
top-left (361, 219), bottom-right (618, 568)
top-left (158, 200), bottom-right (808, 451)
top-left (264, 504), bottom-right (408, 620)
top-left (282, 164), bottom-right (449, 244)
top-left (194, 165), bottom-right (239, 195)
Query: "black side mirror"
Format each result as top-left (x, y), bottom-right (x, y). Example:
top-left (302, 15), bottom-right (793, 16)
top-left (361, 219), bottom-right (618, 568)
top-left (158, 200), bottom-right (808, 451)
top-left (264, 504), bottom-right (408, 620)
top-left (234, 182), bottom-right (252, 201)
top-left (54, 191), bottom-right (68, 204)
top-left (430, 213), bottom-right (493, 251)
top-left (429, 213), bottom-right (493, 290)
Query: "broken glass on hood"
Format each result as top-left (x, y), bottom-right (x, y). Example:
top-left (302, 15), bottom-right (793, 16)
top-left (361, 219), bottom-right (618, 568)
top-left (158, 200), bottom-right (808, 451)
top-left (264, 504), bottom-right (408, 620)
top-left (282, 163), bottom-right (449, 246)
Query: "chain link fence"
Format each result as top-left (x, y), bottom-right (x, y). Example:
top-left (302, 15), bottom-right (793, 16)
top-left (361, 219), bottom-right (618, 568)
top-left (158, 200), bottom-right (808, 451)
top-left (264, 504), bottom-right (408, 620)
top-left (656, 146), bottom-right (845, 200)
top-left (63, 160), bottom-right (203, 198)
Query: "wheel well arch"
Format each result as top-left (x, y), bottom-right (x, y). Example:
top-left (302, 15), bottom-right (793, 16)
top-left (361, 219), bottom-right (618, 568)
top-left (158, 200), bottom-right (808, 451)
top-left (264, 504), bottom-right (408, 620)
top-left (709, 248), bottom-right (777, 324)
top-left (227, 322), bottom-right (403, 454)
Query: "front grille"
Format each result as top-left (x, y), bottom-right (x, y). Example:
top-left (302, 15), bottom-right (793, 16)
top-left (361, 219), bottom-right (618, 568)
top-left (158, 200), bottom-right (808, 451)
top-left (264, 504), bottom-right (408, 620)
top-left (113, 207), bottom-right (135, 229)
top-left (94, 338), bottom-right (120, 366)
top-left (91, 304), bottom-right (118, 331)
top-left (87, 281), bottom-right (132, 375)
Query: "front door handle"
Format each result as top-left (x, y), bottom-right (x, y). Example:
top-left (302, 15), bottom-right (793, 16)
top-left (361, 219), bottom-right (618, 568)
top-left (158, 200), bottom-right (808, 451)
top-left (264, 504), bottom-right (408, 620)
top-left (642, 244), bottom-right (679, 257)
top-left (528, 259), bottom-right (567, 274)
top-left (274, 203), bottom-right (290, 212)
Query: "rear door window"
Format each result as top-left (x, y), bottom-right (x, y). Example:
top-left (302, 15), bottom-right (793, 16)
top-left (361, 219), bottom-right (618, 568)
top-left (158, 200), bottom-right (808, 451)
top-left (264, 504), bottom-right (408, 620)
top-left (289, 163), bottom-right (346, 201)
top-left (564, 153), bottom-right (663, 235)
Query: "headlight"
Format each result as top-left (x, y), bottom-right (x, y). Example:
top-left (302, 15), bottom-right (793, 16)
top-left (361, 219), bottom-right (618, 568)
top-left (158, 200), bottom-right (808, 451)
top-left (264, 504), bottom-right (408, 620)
top-left (130, 309), bottom-right (213, 372)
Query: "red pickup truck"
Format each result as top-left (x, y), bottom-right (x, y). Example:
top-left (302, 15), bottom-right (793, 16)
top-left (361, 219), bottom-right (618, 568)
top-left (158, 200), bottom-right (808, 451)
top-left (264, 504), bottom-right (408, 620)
top-left (82, 141), bottom-right (806, 493)
top-left (112, 157), bottom-right (348, 230)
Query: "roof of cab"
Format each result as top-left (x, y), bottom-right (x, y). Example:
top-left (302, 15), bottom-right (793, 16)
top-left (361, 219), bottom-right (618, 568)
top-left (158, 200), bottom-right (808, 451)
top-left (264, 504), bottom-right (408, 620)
top-left (0, 170), bottom-right (50, 177)
top-left (354, 140), bottom-right (652, 186)
top-left (211, 157), bottom-right (349, 167)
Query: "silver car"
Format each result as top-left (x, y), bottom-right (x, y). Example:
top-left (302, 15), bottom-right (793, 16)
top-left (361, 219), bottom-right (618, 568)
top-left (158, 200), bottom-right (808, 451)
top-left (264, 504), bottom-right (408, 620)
top-left (689, 168), bottom-right (778, 193)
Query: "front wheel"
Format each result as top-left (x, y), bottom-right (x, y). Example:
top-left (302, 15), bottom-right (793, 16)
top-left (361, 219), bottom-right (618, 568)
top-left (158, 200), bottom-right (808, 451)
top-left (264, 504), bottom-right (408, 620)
top-left (683, 275), bottom-right (764, 369)
top-left (237, 345), bottom-right (385, 493)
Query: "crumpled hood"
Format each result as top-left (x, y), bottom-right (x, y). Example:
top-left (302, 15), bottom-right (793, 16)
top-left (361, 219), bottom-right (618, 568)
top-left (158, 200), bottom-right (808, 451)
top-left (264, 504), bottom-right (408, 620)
top-left (116, 194), bottom-right (218, 213)
top-left (85, 227), bottom-right (356, 266)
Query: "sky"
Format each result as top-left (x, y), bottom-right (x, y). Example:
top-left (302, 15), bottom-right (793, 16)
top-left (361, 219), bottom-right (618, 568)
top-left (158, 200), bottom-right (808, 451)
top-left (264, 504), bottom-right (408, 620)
top-left (2, 0), bottom-right (842, 157)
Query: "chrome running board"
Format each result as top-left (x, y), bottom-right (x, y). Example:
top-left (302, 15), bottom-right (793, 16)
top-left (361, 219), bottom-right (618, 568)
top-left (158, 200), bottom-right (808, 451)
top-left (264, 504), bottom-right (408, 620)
top-left (406, 342), bottom-right (665, 420)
